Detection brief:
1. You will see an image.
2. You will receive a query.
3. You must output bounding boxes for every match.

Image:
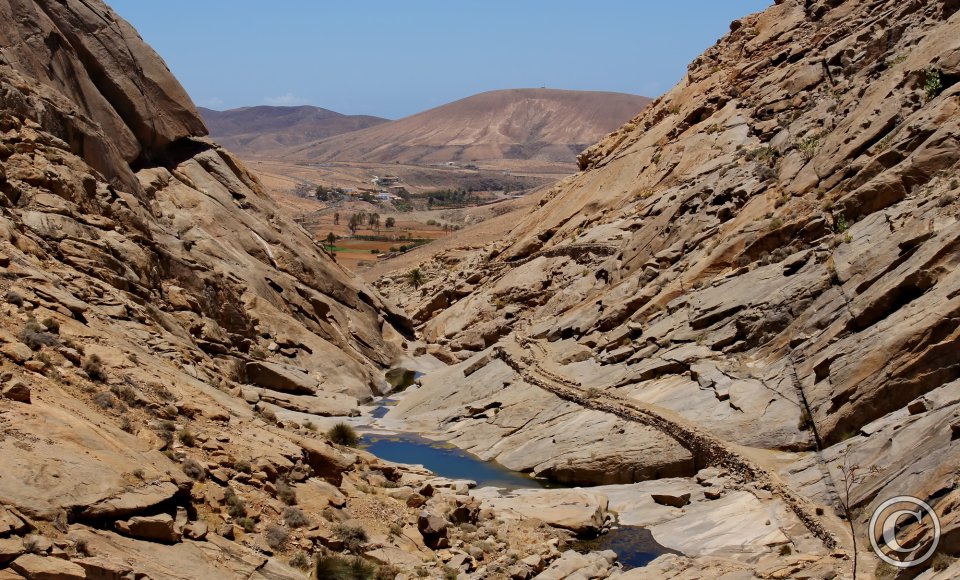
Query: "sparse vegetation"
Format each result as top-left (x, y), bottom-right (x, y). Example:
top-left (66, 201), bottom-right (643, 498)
top-left (227, 358), bottom-right (247, 383)
top-left (406, 268), bottom-right (425, 289)
top-left (111, 383), bottom-right (139, 406)
top-left (92, 391), bottom-right (115, 409)
top-left (289, 551), bottom-right (310, 570)
top-left (23, 535), bottom-right (45, 554)
top-left (923, 67), bottom-right (942, 102)
top-left (931, 552), bottom-right (956, 572)
top-left (82, 354), bottom-right (106, 382)
top-left (314, 554), bottom-right (376, 580)
top-left (833, 212), bottom-right (849, 233)
top-left (120, 416), bottom-right (136, 434)
top-left (885, 52), bottom-right (909, 68)
top-left (258, 406), bottom-right (277, 423)
top-left (334, 523), bottom-right (369, 553)
top-left (797, 131), bottom-right (826, 160)
top-left (327, 422), bottom-right (360, 447)
top-left (264, 524), bottom-right (290, 550)
top-left (182, 457), bottom-right (206, 481)
top-left (5, 290), bottom-right (23, 306)
top-left (745, 145), bottom-right (776, 163)
top-left (277, 479), bottom-right (298, 505)
top-left (225, 488), bottom-right (247, 519)
top-left (283, 506), bottom-right (309, 528)
top-left (178, 428), bottom-right (196, 447)
top-left (20, 318), bottom-right (59, 350)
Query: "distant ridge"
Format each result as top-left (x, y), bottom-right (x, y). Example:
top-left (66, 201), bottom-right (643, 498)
top-left (199, 105), bottom-right (388, 157)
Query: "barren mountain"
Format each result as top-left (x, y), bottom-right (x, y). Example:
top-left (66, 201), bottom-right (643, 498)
top-left (199, 105), bottom-right (387, 158)
top-left (287, 89), bottom-right (652, 167)
top-left (375, 0), bottom-right (960, 576)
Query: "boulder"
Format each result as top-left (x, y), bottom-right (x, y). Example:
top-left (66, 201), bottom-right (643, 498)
top-left (10, 553), bottom-right (87, 579)
top-left (417, 508), bottom-right (448, 549)
top-left (1, 381), bottom-right (31, 403)
top-left (245, 362), bottom-right (317, 395)
top-left (1, 342), bottom-right (33, 364)
top-left (298, 438), bottom-right (356, 485)
top-left (182, 521), bottom-right (208, 541)
top-left (74, 556), bottom-right (134, 580)
top-left (0, 506), bottom-right (30, 536)
top-left (81, 482), bottom-right (180, 520)
top-left (652, 493), bottom-right (692, 508)
top-left (0, 537), bottom-right (23, 564)
top-left (258, 390), bottom-right (358, 417)
top-left (479, 489), bottom-right (609, 535)
top-left (114, 514), bottom-right (181, 543)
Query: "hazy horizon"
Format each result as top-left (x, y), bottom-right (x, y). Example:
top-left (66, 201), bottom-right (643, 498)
top-left (109, 1), bottom-right (770, 119)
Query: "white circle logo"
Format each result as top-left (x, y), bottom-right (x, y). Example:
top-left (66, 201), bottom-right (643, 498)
top-left (869, 495), bottom-right (941, 568)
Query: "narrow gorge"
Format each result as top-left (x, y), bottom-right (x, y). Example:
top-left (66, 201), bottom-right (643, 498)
top-left (0, 0), bottom-right (958, 579)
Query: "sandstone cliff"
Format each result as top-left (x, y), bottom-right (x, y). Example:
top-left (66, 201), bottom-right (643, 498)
top-left (377, 0), bottom-right (960, 575)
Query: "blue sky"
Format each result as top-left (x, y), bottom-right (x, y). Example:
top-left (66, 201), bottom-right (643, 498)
top-left (109, 1), bottom-right (770, 119)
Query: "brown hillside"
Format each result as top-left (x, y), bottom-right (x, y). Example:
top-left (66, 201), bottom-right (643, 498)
top-left (287, 88), bottom-right (652, 166)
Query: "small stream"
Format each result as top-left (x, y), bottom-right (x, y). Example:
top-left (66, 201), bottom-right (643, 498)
top-left (573, 526), bottom-right (680, 570)
top-left (361, 432), bottom-right (554, 489)
top-left (365, 368), bottom-right (677, 569)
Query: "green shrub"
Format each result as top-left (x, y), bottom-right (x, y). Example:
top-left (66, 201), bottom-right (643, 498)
top-left (327, 422), bottom-right (360, 447)
top-left (924, 67), bottom-right (943, 101)
top-left (833, 213), bottom-right (849, 233)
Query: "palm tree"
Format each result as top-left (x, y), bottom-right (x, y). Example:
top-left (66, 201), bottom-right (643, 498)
top-left (407, 268), bottom-right (425, 289)
top-left (333, 212), bottom-right (340, 225)
top-left (325, 232), bottom-right (337, 252)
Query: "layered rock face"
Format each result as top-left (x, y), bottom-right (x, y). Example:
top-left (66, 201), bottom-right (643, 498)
top-left (0, 1), bottom-right (529, 578)
top-left (379, 0), bottom-right (960, 574)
